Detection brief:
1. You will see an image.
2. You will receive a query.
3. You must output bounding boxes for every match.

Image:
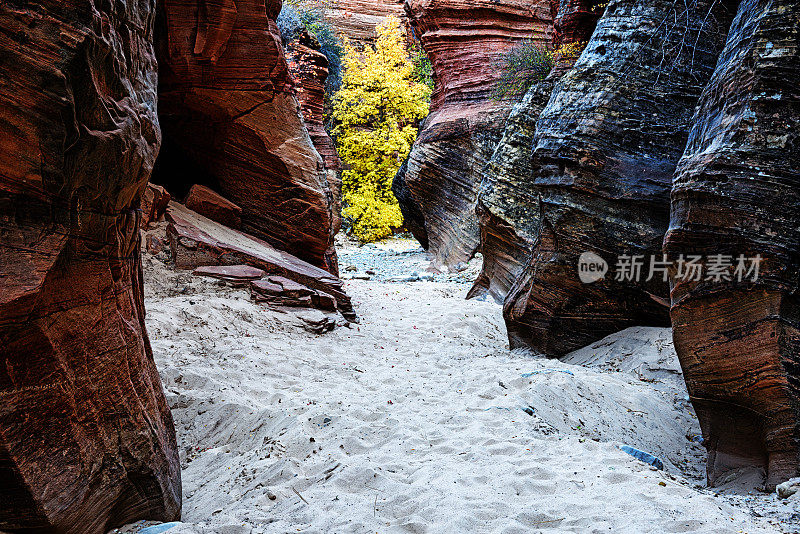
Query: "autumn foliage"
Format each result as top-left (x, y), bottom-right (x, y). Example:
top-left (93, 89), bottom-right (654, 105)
top-left (333, 16), bottom-right (431, 243)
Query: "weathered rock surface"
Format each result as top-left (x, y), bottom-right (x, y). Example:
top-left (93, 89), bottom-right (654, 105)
top-left (326, 0), bottom-right (409, 47)
top-left (495, 0), bottom-right (732, 356)
top-left (251, 276), bottom-right (338, 312)
top-left (155, 0), bottom-right (339, 275)
top-left (194, 264), bottom-right (265, 283)
top-left (185, 184), bottom-right (243, 230)
top-left (285, 36), bottom-right (343, 227)
top-left (664, 0), bottom-right (800, 488)
top-left (469, 81), bottom-right (558, 302)
top-left (0, 0), bottom-right (181, 532)
top-left (394, 0), bottom-right (554, 269)
top-left (142, 183), bottom-right (172, 229)
top-left (166, 202), bottom-right (355, 320)
top-left (470, 0), bottom-right (596, 302)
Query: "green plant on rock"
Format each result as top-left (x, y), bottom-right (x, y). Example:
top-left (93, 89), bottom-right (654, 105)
top-left (333, 16), bottom-right (431, 243)
top-left (493, 40), bottom-right (554, 100)
top-left (410, 43), bottom-right (434, 93)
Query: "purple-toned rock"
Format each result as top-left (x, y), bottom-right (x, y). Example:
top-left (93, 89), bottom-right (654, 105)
top-left (250, 276), bottom-right (338, 312)
top-left (194, 264), bottom-right (266, 282)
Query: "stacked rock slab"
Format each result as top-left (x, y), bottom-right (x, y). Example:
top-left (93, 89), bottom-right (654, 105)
top-left (393, 0), bottom-right (554, 270)
top-left (155, 0), bottom-right (340, 275)
top-left (166, 202), bottom-right (356, 321)
top-left (0, 0), bottom-right (181, 532)
top-left (500, 0), bottom-right (732, 356)
top-left (664, 0), bottom-right (800, 488)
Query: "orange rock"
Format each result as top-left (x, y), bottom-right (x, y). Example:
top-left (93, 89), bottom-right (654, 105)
top-left (185, 184), bottom-right (243, 229)
top-left (155, 0), bottom-right (340, 275)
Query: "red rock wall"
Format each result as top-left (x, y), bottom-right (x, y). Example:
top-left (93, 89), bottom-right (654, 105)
top-left (326, 0), bottom-right (409, 47)
top-left (393, 0), bottom-right (554, 270)
top-left (0, 0), bottom-right (181, 532)
top-left (664, 0), bottom-right (800, 488)
top-left (286, 36), bottom-right (343, 229)
top-left (470, 0), bottom-right (584, 303)
top-left (155, 0), bottom-right (340, 275)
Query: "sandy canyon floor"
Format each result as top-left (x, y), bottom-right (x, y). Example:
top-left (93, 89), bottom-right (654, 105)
top-left (116, 238), bottom-right (799, 534)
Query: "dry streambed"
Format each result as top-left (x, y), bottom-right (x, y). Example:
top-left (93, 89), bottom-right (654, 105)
top-left (114, 244), bottom-right (798, 533)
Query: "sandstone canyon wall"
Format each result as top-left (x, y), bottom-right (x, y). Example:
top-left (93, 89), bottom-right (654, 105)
top-left (664, 0), bottom-right (800, 488)
top-left (393, 0), bottom-right (554, 270)
top-left (496, 0), bottom-right (732, 356)
top-left (0, 0), bottom-right (181, 532)
top-left (470, 0), bottom-right (599, 302)
top-left (155, 0), bottom-right (340, 274)
top-left (462, 0), bottom-right (799, 487)
top-left (325, 0), bottom-right (409, 47)
top-left (286, 34), bottom-right (343, 229)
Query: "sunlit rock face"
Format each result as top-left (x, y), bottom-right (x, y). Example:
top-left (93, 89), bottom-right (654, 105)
top-left (325, 0), bottom-right (410, 48)
top-left (0, 0), bottom-right (181, 532)
top-left (154, 0), bottom-right (340, 275)
top-left (480, 0), bottom-right (732, 357)
top-left (393, 0), bottom-right (554, 271)
top-left (664, 0), bottom-right (800, 489)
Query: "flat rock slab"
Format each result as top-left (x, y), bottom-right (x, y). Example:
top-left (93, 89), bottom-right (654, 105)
top-left (167, 202), bottom-right (355, 320)
top-left (251, 277), bottom-right (338, 313)
top-left (185, 184), bottom-right (242, 230)
top-left (194, 264), bottom-right (266, 282)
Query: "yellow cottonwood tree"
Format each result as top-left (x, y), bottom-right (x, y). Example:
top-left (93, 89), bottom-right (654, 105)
top-left (333, 16), bottom-right (431, 243)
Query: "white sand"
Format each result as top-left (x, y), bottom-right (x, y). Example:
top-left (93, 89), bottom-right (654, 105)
top-left (130, 244), bottom-right (797, 534)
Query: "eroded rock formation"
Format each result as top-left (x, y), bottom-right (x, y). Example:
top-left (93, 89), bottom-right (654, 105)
top-left (0, 0), bottom-right (181, 532)
top-left (155, 0), bottom-right (340, 275)
top-left (486, 0), bottom-right (732, 357)
top-left (286, 34), bottom-right (343, 227)
top-left (394, 0), bottom-right (554, 270)
top-left (326, 0), bottom-right (409, 47)
top-left (186, 184), bottom-right (243, 229)
top-left (166, 203), bottom-right (356, 320)
top-left (471, 0), bottom-right (799, 488)
top-left (470, 0), bottom-right (599, 302)
top-left (664, 0), bottom-right (800, 488)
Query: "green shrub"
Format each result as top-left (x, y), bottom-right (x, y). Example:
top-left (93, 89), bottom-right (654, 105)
top-left (410, 44), bottom-right (434, 94)
top-left (278, 1), bottom-right (344, 97)
top-left (493, 40), bottom-right (554, 100)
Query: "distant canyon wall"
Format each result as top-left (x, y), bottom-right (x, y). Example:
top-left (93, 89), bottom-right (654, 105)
top-left (325, 0), bottom-right (410, 47)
